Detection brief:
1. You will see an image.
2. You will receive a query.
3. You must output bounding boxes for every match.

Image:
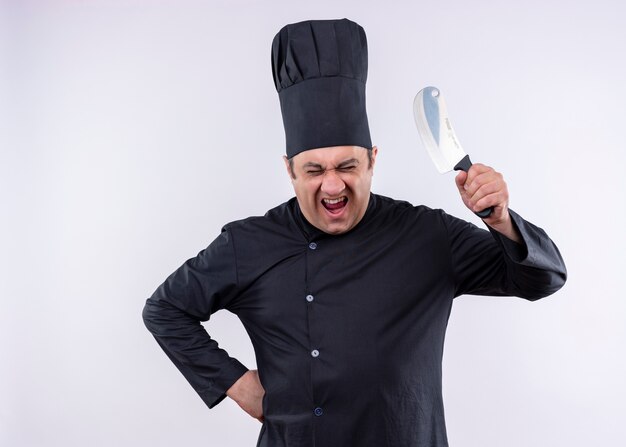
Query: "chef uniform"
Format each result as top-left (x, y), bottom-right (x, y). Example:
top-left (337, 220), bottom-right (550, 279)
top-left (143, 18), bottom-right (567, 447)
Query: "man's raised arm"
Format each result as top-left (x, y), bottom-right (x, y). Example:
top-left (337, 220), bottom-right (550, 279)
top-left (446, 163), bottom-right (567, 299)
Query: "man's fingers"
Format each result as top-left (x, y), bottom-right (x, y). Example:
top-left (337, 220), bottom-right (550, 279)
top-left (454, 163), bottom-right (510, 220)
top-left (467, 178), bottom-right (506, 208)
top-left (472, 191), bottom-right (506, 213)
top-left (463, 163), bottom-right (489, 187)
top-left (465, 170), bottom-right (502, 197)
top-left (455, 171), bottom-right (468, 194)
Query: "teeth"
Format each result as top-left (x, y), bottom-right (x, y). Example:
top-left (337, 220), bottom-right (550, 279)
top-left (323, 197), bottom-right (346, 204)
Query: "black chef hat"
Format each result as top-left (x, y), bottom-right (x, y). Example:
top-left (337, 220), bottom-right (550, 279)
top-left (271, 18), bottom-right (372, 159)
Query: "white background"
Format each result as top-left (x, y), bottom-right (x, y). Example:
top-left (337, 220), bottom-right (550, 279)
top-left (2, 0), bottom-right (625, 446)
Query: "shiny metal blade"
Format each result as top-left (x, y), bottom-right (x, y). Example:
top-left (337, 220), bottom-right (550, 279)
top-left (413, 86), bottom-right (467, 173)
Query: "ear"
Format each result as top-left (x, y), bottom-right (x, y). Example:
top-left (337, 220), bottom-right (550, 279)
top-left (283, 155), bottom-right (295, 180)
top-left (370, 145), bottom-right (379, 170)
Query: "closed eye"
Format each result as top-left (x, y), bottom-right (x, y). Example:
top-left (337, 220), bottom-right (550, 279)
top-left (336, 165), bottom-right (357, 172)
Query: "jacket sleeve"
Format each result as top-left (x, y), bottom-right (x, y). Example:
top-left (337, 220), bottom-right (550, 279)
top-left (441, 209), bottom-right (567, 300)
top-left (142, 227), bottom-right (249, 408)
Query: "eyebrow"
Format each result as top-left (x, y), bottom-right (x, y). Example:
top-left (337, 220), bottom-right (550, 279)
top-left (303, 162), bottom-right (324, 169)
top-left (336, 158), bottom-right (360, 168)
top-left (302, 158), bottom-right (360, 170)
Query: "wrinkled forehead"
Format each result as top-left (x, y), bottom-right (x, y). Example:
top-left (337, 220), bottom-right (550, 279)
top-left (292, 145), bottom-right (368, 167)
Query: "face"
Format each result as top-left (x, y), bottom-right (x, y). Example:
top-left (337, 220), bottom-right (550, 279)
top-left (284, 145), bottom-right (378, 235)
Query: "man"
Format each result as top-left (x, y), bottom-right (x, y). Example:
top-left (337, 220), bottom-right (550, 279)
top-left (143, 18), bottom-right (566, 446)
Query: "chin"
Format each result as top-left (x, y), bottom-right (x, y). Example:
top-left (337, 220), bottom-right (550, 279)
top-left (321, 221), bottom-right (352, 235)
top-left (323, 228), bottom-right (345, 235)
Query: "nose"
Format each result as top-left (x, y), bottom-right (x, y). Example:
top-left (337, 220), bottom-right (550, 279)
top-left (321, 170), bottom-right (346, 196)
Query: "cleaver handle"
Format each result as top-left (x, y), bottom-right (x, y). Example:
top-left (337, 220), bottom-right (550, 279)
top-left (453, 154), bottom-right (493, 219)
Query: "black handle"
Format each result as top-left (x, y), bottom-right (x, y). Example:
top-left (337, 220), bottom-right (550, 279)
top-left (453, 154), bottom-right (493, 219)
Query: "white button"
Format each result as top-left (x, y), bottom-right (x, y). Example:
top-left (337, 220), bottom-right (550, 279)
top-left (306, 295), bottom-right (314, 302)
top-left (311, 349), bottom-right (319, 358)
top-left (309, 242), bottom-right (317, 250)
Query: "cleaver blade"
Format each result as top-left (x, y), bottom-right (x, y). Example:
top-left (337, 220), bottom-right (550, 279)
top-left (413, 86), bottom-right (492, 218)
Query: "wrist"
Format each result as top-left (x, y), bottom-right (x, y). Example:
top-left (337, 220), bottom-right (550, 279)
top-left (487, 212), bottom-right (521, 244)
top-left (226, 370), bottom-right (250, 401)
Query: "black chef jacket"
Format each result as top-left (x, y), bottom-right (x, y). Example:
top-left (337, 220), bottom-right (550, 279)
top-left (143, 193), bottom-right (566, 447)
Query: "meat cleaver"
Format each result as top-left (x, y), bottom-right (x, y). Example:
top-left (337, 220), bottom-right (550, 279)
top-left (413, 86), bottom-right (493, 218)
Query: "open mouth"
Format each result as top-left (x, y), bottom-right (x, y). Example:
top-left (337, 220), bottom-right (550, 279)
top-left (321, 196), bottom-right (348, 214)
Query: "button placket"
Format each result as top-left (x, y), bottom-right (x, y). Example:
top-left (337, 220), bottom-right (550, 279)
top-left (305, 239), bottom-right (324, 425)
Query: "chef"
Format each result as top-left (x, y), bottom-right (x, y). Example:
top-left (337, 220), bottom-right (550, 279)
top-left (143, 18), bottom-right (567, 447)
